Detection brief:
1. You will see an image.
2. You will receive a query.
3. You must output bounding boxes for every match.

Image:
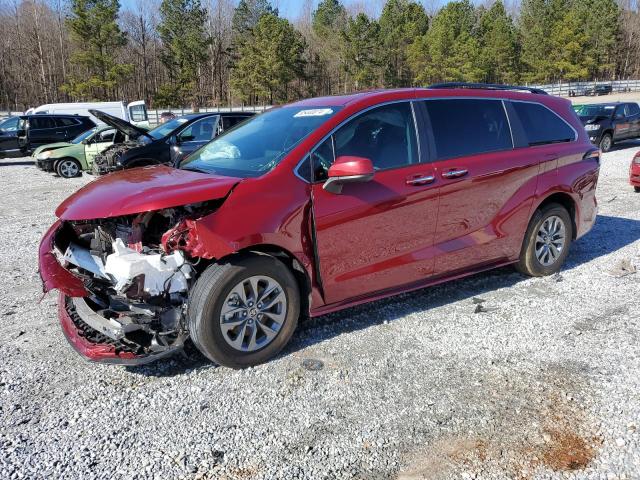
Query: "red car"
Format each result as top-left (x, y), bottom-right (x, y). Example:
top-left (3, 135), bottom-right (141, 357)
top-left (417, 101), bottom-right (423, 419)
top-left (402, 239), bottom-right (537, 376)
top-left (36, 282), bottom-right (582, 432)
top-left (631, 151), bottom-right (640, 192)
top-left (39, 84), bottom-right (600, 368)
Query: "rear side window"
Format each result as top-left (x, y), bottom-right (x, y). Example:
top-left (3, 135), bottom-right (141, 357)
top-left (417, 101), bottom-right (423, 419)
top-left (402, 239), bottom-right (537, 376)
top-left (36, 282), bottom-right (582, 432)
top-left (30, 117), bottom-right (56, 129)
top-left (511, 102), bottom-right (575, 146)
top-left (424, 99), bottom-right (512, 159)
top-left (56, 117), bottom-right (79, 127)
top-left (222, 116), bottom-right (247, 130)
top-left (629, 103), bottom-right (640, 116)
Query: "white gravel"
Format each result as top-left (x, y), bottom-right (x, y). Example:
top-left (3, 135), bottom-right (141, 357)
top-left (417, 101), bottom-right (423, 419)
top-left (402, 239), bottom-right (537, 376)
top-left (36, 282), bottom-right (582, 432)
top-left (1, 144), bottom-right (640, 480)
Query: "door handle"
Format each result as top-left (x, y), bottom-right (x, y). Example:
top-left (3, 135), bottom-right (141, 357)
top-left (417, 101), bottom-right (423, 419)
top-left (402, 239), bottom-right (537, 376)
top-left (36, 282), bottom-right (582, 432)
top-left (442, 169), bottom-right (468, 179)
top-left (406, 174), bottom-right (435, 186)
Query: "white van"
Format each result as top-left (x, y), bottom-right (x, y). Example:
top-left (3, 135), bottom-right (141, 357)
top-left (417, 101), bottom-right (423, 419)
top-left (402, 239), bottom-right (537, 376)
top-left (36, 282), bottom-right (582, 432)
top-left (26, 101), bottom-right (150, 128)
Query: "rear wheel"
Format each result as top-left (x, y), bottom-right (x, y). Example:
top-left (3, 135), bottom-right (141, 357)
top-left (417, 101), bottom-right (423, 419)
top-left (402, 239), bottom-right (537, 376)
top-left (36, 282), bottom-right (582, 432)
top-left (599, 133), bottom-right (613, 152)
top-left (56, 158), bottom-right (81, 178)
top-left (516, 203), bottom-right (573, 277)
top-left (188, 254), bottom-right (300, 368)
top-left (634, 186), bottom-right (640, 193)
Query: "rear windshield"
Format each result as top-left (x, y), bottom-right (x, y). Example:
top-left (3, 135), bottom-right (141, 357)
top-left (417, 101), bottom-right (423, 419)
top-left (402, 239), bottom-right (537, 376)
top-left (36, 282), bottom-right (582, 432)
top-left (180, 106), bottom-right (340, 178)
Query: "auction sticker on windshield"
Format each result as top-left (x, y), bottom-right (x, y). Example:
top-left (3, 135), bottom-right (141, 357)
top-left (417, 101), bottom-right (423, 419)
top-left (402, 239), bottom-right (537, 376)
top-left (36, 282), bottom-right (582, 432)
top-left (294, 108), bottom-right (334, 118)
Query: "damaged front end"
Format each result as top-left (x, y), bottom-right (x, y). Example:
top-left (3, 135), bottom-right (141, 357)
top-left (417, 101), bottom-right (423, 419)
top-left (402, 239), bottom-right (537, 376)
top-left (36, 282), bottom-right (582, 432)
top-left (92, 142), bottom-right (136, 176)
top-left (41, 203), bottom-right (219, 365)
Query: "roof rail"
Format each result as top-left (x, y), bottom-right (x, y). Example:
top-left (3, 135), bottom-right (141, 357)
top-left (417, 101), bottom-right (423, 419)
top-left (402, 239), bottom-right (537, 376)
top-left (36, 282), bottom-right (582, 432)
top-left (428, 82), bottom-right (548, 95)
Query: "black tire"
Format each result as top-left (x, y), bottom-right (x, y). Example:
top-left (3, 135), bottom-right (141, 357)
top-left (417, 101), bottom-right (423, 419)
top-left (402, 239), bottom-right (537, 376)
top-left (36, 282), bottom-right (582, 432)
top-left (187, 254), bottom-right (300, 368)
top-left (55, 158), bottom-right (82, 178)
top-left (634, 186), bottom-right (640, 193)
top-left (599, 133), bottom-right (613, 152)
top-left (516, 203), bottom-right (573, 277)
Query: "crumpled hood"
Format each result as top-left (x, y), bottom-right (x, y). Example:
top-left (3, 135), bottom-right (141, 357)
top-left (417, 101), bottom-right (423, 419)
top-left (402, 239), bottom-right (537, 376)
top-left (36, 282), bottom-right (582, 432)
top-left (56, 165), bottom-right (241, 220)
top-left (32, 142), bottom-right (71, 156)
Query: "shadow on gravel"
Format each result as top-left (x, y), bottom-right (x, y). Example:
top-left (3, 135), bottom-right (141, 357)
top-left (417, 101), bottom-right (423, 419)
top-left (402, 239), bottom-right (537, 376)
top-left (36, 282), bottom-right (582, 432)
top-left (0, 160), bottom-right (34, 167)
top-left (567, 214), bottom-right (640, 267)
top-left (126, 215), bottom-right (640, 376)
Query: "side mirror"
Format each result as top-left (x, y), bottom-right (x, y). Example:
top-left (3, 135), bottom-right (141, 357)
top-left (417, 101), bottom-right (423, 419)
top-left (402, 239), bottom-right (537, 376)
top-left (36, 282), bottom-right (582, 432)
top-left (323, 155), bottom-right (374, 194)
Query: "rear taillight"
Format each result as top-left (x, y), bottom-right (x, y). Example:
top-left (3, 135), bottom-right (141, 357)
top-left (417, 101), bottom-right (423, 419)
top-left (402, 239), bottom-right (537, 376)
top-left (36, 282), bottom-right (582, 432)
top-left (584, 149), bottom-right (600, 165)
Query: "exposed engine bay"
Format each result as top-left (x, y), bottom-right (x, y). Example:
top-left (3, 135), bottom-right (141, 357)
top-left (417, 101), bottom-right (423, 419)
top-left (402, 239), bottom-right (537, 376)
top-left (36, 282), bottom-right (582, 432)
top-left (52, 202), bottom-right (220, 360)
top-left (92, 142), bottom-right (138, 175)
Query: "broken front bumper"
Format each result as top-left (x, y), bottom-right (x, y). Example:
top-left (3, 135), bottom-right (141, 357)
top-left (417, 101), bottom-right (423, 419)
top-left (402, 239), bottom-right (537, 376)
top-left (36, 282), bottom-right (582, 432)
top-left (59, 293), bottom-right (182, 365)
top-left (40, 221), bottom-right (186, 365)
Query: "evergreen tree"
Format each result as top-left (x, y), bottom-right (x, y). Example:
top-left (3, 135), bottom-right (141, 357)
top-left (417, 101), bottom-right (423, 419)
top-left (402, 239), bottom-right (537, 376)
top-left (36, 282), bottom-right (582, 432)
top-left (156, 0), bottom-right (210, 107)
top-left (408, 0), bottom-right (483, 85)
top-left (312, 0), bottom-right (349, 93)
top-left (378, 0), bottom-right (428, 87)
top-left (231, 14), bottom-right (306, 104)
top-left (548, 3), bottom-right (589, 81)
top-left (63, 0), bottom-right (132, 99)
top-left (575, 0), bottom-right (620, 79)
top-left (478, 0), bottom-right (519, 83)
top-left (519, 0), bottom-right (556, 83)
top-left (342, 13), bottom-right (381, 90)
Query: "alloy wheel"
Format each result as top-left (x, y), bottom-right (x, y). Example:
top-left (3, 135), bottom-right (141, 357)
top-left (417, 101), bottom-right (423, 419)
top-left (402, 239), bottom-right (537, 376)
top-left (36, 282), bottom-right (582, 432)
top-left (59, 160), bottom-right (79, 178)
top-left (219, 275), bottom-right (287, 352)
top-left (535, 215), bottom-right (567, 267)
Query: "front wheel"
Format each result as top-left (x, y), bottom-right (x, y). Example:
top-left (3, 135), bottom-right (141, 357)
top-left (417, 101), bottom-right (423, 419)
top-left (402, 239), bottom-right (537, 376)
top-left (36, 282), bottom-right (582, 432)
top-left (599, 133), bottom-right (613, 152)
top-left (188, 254), bottom-right (300, 368)
top-left (516, 203), bottom-right (573, 277)
top-left (56, 158), bottom-right (81, 178)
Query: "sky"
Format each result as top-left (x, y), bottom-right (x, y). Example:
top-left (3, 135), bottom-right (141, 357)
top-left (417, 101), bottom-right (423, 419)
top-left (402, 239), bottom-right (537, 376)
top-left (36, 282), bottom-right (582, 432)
top-left (118, 0), bottom-right (469, 20)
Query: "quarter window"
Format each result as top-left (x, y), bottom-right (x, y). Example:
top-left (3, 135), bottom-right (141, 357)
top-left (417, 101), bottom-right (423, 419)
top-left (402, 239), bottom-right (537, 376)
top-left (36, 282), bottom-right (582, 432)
top-left (57, 117), bottom-right (79, 127)
top-left (424, 99), bottom-right (512, 159)
top-left (628, 103), bottom-right (640, 116)
top-left (512, 102), bottom-right (575, 146)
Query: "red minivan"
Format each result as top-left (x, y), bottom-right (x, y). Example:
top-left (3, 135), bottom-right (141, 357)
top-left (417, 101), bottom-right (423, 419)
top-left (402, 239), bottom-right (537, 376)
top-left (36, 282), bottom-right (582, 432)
top-left (39, 84), bottom-right (600, 368)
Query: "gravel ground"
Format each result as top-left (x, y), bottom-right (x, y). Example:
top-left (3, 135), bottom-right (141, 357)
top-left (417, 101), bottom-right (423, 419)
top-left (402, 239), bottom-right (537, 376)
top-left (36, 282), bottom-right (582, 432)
top-left (1, 145), bottom-right (640, 480)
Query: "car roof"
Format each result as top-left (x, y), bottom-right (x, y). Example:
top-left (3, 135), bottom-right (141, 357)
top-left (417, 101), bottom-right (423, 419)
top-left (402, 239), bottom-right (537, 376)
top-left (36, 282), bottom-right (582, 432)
top-left (21, 114), bottom-right (91, 119)
top-left (286, 87), bottom-right (564, 109)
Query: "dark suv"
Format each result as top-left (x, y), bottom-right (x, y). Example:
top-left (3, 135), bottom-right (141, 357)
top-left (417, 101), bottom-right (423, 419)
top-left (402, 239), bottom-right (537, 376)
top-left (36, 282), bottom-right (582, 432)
top-left (0, 114), bottom-right (95, 158)
top-left (90, 110), bottom-right (254, 174)
top-left (40, 83), bottom-right (599, 368)
top-left (574, 102), bottom-right (640, 152)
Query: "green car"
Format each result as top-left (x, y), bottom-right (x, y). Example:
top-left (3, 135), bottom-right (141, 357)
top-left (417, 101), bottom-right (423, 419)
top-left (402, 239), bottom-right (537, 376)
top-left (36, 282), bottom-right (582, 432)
top-left (33, 126), bottom-right (123, 178)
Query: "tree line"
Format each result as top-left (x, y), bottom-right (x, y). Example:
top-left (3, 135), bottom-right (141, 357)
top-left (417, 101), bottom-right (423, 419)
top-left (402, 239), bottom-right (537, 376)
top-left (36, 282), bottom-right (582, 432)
top-left (1, 0), bottom-right (639, 111)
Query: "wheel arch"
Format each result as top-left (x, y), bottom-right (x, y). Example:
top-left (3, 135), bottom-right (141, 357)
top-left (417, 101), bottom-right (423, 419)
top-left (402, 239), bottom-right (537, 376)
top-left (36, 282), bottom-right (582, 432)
top-left (208, 244), bottom-right (313, 318)
top-left (533, 192), bottom-right (578, 240)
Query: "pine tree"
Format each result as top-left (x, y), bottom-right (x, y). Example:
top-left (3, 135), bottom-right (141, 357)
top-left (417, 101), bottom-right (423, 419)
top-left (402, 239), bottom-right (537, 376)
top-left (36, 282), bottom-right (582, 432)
top-left (378, 0), bottom-right (428, 87)
top-left (478, 0), bottom-right (519, 83)
top-left (408, 0), bottom-right (483, 85)
top-left (231, 14), bottom-right (305, 104)
top-left (519, 0), bottom-right (555, 83)
top-left (312, 0), bottom-right (348, 93)
top-left (63, 0), bottom-right (132, 99)
top-left (575, 0), bottom-right (620, 79)
top-left (342, 13), bottom-right (381, 90)
top-left (156, 0), bottom-right (210, 107)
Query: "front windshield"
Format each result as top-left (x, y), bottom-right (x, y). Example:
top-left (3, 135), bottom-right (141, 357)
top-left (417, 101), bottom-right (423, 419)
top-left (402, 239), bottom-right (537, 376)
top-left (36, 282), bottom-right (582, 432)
top-left (181, 106), bottom-right (341, 178)
top-left (573, 104), bottom-right (615, 117)
top-left (0, 116), bottom-right (19, 132)
top-left (71, 128), bottom-right (97, 144)
top-left (147, 117), bottom-right (189, 139)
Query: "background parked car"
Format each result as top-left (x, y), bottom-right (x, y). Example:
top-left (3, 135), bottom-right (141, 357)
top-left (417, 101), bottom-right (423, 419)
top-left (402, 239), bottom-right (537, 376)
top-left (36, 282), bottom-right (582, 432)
top-left (573, 102), bottom-right (640, 151)
top-left (90, 109), bottom-right (254, 174)
top-left (159, 111), bottom-right (176, 124)
top-left (631, 151), bottom-right (640, 192)
top-left (594, 84), bottom-right (613, 95)
top-left (33, 125), bottom-right (127, 178)
top-left (0, 114), bottom-right (95, 158)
